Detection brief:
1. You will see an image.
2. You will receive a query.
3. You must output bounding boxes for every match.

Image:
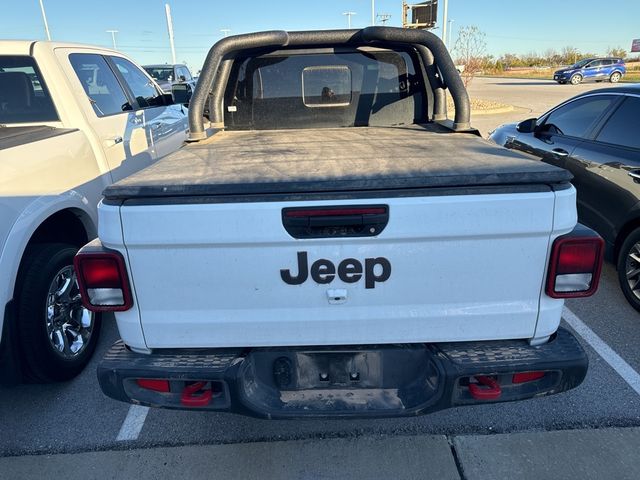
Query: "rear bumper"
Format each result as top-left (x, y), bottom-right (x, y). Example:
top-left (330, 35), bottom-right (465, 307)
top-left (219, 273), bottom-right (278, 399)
top-left (97, 327), bottom-right (587, 418)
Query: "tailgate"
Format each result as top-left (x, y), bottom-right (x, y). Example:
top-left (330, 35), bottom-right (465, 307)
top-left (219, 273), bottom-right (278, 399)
top-left (115, 191), bottom-right (567, 348)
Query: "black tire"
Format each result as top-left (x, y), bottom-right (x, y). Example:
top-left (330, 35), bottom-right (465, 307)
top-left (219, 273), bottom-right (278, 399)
top-left (617, 229), bottom-right (640, 313)
top-left (15, 243), bottom-right (101, 382)
top-left (610, 72), bottom-right (622, 83)
top-left (570, 74), bottom-right (583, 85)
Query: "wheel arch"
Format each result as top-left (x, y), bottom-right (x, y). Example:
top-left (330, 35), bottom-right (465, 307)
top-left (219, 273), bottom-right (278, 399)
top-left (1, 204), bottom-right (97, 307)
top-left (614, 216), bottom-right (640, 264)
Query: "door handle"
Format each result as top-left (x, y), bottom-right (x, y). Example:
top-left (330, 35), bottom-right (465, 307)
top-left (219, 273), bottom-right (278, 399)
top-left (552, 148), bottom-right (569, 157)
top-left (628, 170), bottom-right (640, 181)
top-left (104, 136), bottom-right (123, 147)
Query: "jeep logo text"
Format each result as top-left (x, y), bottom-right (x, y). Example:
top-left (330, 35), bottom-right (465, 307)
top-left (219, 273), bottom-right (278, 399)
top-left (280, 251), bottom-right (391, 289)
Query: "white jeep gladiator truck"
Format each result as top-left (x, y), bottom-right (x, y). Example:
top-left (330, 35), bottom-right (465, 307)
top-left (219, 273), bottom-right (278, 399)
top-left (80, 28), bottom-right (603, 417)
top-left (0, 41), bottom-right (189, 383)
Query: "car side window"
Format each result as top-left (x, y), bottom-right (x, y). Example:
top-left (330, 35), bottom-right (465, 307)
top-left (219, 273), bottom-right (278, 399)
top-left (178, 67), bottom-right (191, 81)
top-left (69, 53), bottom-right (132, 117)
top-left (595, 97), bottom-right (640, 150)
top-left (110, 56), bottom-right (164, 109)
top-left (540, 96), bottom-right (615, 138)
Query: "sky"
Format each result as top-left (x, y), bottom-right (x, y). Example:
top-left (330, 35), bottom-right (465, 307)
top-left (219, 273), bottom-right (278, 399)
top-left (2, 0), bottom-right (639, 71)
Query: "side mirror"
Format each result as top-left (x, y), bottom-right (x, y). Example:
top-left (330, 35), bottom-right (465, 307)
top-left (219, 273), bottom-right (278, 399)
top-left (179, 75), bottom-right (186, 82)
top-left (516, 118), bottom-right (538, 134)
top-left (171, 83), bottom-right (190, 105)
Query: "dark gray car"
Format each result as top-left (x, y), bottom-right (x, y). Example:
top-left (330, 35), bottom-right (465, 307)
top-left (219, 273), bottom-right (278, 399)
top-left (489, 86), bottom-right (640, 311)
top-left (143, 64), bottom-right (196, 95)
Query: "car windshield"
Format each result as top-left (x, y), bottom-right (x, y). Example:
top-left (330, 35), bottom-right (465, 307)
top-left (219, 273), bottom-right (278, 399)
top-left (143, 67), bottom-right (173, 81)
top-left (572, 59), bottom-right (592, 68)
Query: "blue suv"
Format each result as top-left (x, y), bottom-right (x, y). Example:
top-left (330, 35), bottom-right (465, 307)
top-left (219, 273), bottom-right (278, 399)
top-left (554, 57), bottom-right (626, 85)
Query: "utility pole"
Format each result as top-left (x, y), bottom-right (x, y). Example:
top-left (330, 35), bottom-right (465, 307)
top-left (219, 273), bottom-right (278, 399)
top-left (106, 30), bottom-right (118, 50)
top-left (220, 29), bottom-right (231, 37)
top-left (38, 0), bottom-right (51, 41)
top-left (371, 0), bottom-right (375, 25)
top-left (377, 13), bottom-right (391, 25)
top-left (342, 11), bottom-right (356, 29)
top-left (165, 3), bottom-right (177, 65)
top-left (442, 0), bottom-right (449, 47)
top-left (447, 19), bottom-right (454, 48)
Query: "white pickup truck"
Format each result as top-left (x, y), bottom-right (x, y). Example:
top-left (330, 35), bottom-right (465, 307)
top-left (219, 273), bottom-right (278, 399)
top-left (0, 41), bottom-right (189, 383)
top-left (82, 28), bottom-right (603, 417)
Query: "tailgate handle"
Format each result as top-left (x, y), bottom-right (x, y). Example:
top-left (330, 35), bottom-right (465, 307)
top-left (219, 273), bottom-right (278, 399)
top-left (282, 205), bottom-right (389, 239)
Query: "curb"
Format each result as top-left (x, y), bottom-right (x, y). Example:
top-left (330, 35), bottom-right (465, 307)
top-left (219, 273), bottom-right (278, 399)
top-left (470, 104), bottom-right (515, 116)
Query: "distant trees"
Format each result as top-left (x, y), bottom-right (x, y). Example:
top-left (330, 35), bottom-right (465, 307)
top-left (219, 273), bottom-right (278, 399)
top-left (449, 31), bottom-right (636, 78)
top-left (490, 46), bottom-right (623, 70)
top-left (607, 47), bottom-right (627, 58)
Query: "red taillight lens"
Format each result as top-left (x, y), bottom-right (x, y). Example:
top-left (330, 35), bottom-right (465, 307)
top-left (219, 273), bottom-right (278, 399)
top-left (546, 235), bottom-right (604, 298)
top-left (136, 379), bottom-right (170, 392)
top-left (74, 250), bottom-right (133, 311)
top-left (512, 371), bottom-right (545, 384)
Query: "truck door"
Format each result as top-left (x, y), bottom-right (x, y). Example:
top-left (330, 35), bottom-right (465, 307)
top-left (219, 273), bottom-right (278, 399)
top-left (108, 56), bottom-right (188, 160)
top-left (66, 52), bottom-right (153, 183)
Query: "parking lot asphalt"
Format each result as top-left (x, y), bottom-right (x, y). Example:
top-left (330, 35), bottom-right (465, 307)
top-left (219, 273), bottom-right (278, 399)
top-left (468, 76), bottom-right (616, 136)
top-left (2, 78), bottom-right (640, 472)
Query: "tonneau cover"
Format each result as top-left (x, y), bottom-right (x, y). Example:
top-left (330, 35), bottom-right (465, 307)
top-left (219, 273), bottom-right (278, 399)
top-left (104, 124), bottom-right (571, 200)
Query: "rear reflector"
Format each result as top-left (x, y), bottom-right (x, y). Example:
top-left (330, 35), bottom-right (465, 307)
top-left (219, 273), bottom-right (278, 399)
top-left (136, 379), bottom-right (170, 392)
top-left (512, 371), bottom-right (545, 384)
top-left (546, 235), bottom-right (604, 298)
top-left (74, 250), bottom-right (133, 311)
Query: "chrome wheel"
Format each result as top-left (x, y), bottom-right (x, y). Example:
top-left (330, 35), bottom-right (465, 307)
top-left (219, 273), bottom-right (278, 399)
top-left (45, 265), bottom-right (94, 359)
top-left (610, 72), bottom-right (621, 83)
top-left (570, 74), bottom-right (582, 85)
top-left (625, 243), bottom-right (640, 300)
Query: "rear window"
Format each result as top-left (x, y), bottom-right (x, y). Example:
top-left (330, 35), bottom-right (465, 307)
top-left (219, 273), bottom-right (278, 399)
top-left (225, 49), bottom-right (424, 130)
top-left (0, 55), bottom-right (58, 124)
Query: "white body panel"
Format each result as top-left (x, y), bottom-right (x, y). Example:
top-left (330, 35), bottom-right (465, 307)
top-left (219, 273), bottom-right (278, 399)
top-left (0, 40), bottom-right (188, 346)
top-left (109, 188), bottom-right (576, 349)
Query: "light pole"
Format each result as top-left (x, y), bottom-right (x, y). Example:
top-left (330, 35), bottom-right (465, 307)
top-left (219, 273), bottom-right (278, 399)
top-left (342, 11), bottom-right (356, 29)
top-left (165, 3), bottom-right (177, 65)
top-left (447, 19), bottom-right (454, 48)
top-left (38, 0), bottom-right (51, 41)
top-left (371, 0), bottom-right (375, 25)
top-left (442, 0), bottom-right (449, 47)
top-left (106, 30), bottom-right (118, 50)
top-left (220, 29), bottom-right (231, 37)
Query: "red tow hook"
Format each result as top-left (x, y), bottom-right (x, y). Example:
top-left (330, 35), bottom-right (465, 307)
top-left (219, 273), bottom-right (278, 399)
top-left (469, 375), bottom-right (502, 400)
top-left (180, 381), bottom-right (213, 407)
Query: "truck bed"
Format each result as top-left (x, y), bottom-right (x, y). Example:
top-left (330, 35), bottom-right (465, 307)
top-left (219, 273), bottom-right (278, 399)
top-left (103, 124), bottom-right (571, 201)
top-left (0, 126), bottom-right (77, 151)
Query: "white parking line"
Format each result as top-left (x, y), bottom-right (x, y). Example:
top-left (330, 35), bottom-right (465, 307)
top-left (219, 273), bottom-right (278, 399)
top-left (563, 306), bottom-right (640, 396)
top-left (116, 405), bottom-right (150, 441)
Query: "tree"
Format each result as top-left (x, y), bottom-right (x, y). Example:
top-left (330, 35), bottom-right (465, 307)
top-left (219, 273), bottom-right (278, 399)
top-left (560, 46), bottom-right (579, 66)
top-left (607, 47), bottom-right (627, 59)
top-left (453, 25), bottom-right (487, 86)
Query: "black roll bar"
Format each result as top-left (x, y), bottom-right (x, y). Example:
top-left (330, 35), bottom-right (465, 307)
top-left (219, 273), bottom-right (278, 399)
top-left (187, 26), bottom-right (470, 141)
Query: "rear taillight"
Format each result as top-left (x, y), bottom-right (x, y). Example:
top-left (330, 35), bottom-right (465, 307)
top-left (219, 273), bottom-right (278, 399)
top-left (546, 233), bottom-right (604, 298)
top-left (74, 250), bottom-right (133, 311)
